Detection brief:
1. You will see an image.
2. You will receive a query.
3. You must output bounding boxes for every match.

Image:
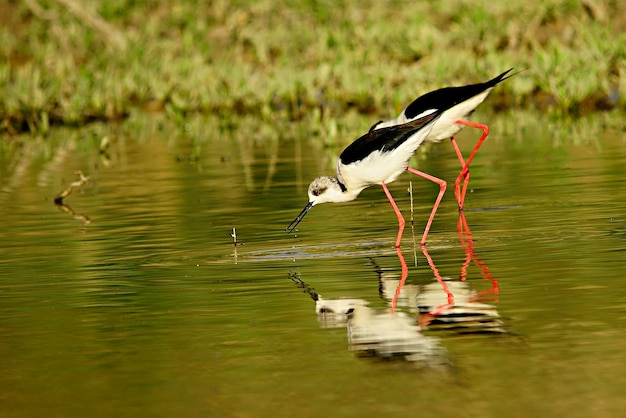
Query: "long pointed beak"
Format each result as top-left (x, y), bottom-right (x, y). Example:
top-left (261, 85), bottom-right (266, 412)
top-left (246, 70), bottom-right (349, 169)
top-left (286, 201), bottom-right (314, 233)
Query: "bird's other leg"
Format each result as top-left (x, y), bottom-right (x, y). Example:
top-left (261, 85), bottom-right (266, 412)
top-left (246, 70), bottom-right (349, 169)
top-left (405, 167), bottom-right (446, 245)
top-left (449, 135), bottom-right (472, 209)
top-left (381, 182), bottom-right (405, 248)
top-left (450, 120), bottom-right (489, 210)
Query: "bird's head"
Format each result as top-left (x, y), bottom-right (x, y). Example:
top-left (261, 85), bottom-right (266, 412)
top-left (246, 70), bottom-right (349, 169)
top-left (306, 176), bottom-right (348, 205)
top-left (286, 176), bottom-right (350, 233)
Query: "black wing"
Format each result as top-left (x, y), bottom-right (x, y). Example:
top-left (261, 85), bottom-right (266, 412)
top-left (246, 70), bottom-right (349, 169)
top-left (403, 68), bottom-right (514, 119)
top-left (340, 111), bottom-right (441, 165)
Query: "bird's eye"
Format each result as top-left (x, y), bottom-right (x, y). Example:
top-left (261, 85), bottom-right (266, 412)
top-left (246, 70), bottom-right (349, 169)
top-left (312, 187), bottom-right (327, 196)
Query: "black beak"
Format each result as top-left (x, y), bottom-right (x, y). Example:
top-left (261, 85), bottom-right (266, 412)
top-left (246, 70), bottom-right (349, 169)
top-left (286, 201), bottom-right (314, 233)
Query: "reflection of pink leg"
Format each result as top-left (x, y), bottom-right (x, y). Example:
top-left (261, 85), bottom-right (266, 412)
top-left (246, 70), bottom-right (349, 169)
top-left (419, 246), bottom-right (455, 326)
top-left (450, 120), bottom-right (489, 210)
top-left (381, 182), bottom-right (405, 249)
top-left (421, 246), bottom-right (453, 305)
top-left (390, 246), bottom-right (409, 313)
top-left (406, 167), bottom-right (446, 245)
top-left (456, 212), bottom-right (499, 301)
top-left (457, 213), bottom-right (472, 281)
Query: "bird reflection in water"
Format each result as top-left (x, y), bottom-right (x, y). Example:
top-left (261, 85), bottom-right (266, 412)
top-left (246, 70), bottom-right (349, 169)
top-left (289, 212), bottom-right (504, 365)
top-left (345, 302), bottom-right (446, 364)
top-left (289, 272), bottom-right (448, 367)
top-left (380, 212), bottom-right (503, 333)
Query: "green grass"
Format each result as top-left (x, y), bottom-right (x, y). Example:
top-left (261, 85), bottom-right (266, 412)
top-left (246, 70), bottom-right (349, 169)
top-left (1, 0), bottom-right (625, 135)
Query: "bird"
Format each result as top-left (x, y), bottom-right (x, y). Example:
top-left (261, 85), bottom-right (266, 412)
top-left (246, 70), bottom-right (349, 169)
top-left (286, 109), bottom-right (446, 248)
top-left (369, 68), bottom-right (514, 210)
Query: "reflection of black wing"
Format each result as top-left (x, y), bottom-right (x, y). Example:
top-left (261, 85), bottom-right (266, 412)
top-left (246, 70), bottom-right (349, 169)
top-left (340, 111), bottom-right (441, 165)
top-left (402, 68), bottom-right (514, 120)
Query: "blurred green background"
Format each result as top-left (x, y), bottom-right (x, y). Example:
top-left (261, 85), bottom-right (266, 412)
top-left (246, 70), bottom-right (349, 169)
top-left (1, 0), bottom-right (624, 135)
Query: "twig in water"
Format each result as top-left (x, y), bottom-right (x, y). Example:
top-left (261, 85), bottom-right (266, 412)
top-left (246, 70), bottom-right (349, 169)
top-left (231, 228), bottom-right (238, 246)
top-left (55, 202), bottom-right (91, 229)
top-left (231, 227), bottom-right (238, 263)
top-left (54, 171), bottom-right (89, 204)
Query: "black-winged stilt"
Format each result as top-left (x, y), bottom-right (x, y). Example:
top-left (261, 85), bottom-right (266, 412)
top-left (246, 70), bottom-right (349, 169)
top-left (286, 110), bottom-right (445, 248)
top-left (369, 69), bottom-right (514, 210)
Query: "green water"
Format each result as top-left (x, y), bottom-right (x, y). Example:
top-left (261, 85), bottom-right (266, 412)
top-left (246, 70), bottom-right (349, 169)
top-left (1, 113), bottom-right (625, 417)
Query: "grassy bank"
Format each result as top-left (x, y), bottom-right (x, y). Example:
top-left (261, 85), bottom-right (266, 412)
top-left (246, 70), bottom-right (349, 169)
top-left (1, 0), bottom-right (624, 135)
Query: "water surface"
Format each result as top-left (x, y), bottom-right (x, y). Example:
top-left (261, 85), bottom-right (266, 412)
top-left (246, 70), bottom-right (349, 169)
top-left (1, 113), bottom-right (625, 417)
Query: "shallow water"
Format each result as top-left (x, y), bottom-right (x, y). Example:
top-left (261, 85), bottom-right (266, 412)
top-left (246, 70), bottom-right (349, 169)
top-left (1, 113), bottom-right (626, 417)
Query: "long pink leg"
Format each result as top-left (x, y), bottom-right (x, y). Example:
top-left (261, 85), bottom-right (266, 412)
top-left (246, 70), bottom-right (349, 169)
top-left (381, 168), bottom-right (446, 247)
top-left (449, 120), bottom-right (489, 210)
top-left (381, 182), bottom-right (405, 248)
top-left (406, 167), bottom-right (446, 245)
top-left (449, 135), bottom-right (470, 206)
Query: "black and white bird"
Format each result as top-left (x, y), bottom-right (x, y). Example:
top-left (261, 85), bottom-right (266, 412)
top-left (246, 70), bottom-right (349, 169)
top-left (369, 68), bottom-right (514, 209)
top-left (286, 110), bottom-right (445, 247)
top-left (286, 69), bottom-right (514, 247)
